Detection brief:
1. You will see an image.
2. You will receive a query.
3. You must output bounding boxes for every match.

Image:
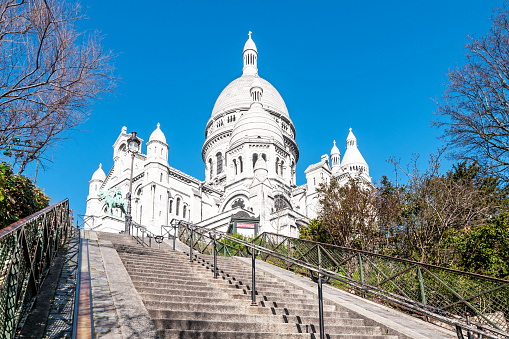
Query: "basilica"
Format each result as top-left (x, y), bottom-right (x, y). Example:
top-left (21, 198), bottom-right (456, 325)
top-left (85, 33), bottom-right (372, 236)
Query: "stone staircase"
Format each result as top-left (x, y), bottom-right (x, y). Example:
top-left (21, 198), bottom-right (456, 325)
top-left (99, 232), bottom-right (399, 338)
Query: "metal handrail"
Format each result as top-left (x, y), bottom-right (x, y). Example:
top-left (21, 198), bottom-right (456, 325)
top-left (131, 220), bottom-right (156, 247)
top-left (172, 219), bottom-right (507, 339)
top-left (255, 232), bottom-right (509, 284)
top-left (0, 199), bottom-right (70, 338)
top-left (255, 232), bottom-right (509, 338)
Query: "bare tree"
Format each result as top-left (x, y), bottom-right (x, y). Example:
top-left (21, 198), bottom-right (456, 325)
top-left (0, 0), bottom-right (115, 172)
top-left (317, 178), bottom-right (380, 252)
top-left (389, 152), bottom-right (496, 265)
top-left (435, 6), bottom-right (509, 177)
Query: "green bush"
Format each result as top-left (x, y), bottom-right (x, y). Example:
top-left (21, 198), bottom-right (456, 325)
top-left (0, 163), bottom-right (49, 228)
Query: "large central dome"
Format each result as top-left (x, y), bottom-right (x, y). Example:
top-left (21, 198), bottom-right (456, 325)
top-left (211, 75), bottom-right (289, 118)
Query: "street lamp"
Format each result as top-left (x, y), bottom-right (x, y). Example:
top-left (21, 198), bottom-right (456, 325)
top-left (125, 131), bottom-right (141, 234)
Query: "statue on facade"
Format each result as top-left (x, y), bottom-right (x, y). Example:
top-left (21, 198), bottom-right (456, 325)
top-left (98, 187), bottom-right (127, 215)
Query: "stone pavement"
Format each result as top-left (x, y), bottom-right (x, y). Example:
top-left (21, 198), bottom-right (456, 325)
top-left (86, 231), bottom-right (123, 338)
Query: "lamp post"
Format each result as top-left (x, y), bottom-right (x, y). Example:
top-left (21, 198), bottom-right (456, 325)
top-left (125, 131), bottom-right (141, 235)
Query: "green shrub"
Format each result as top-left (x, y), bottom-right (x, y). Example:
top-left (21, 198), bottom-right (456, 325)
top-left (0, 163), bottom-right (49, 228)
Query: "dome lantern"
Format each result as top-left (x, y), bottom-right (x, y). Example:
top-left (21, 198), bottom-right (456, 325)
top-left (250, 76), bottom-right (263, 106)
top-left (243, 31), bottom-right (258, 76)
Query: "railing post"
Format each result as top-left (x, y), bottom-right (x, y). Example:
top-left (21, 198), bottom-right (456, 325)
top-left (141, 230), bottom-right (145, 247)
top-left (211, 234), bottom-right (218, 279)
top-left (173, 225), bottom-right (177, 251)
top-left (318, 264), bottom-right (325, 339)
top-left (189, 229), bottom-right (194, 263)
top-left (251, 246), bottom-right (257, 306)
top-left (358, 253), bottom-right (364, 284)
top-left (417, 266), bottom-right (427, 305)
top-left (465, 312), bottom-right (474, 339)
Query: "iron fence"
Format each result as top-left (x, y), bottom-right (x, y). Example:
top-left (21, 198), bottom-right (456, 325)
top-left (172, 219), bottom-right (506, 338)
top-left (172, 220), bottom-right (250, 258)
top-left (254, 232), bottom-right (509, 338)
top-left (0, 199), bottom-right (70, 338)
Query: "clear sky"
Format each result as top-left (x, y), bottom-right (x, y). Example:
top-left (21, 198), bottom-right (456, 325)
top-left (17, 0), bottom-right (501, 217)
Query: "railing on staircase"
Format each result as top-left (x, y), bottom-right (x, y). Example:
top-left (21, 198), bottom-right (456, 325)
top-left (131, 220), bottom-right (157, 247)
top-left (255, 232), bottom-right (509, 339)
top-left (0, 199), bottom-right (70, 338)
top-left (167, 219), bottom-right (508, 339)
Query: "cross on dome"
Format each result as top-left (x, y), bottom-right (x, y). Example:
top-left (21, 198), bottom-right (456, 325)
top-left (157, 122), bottom-right (160, 129)
top-left (248, 31), bottom-right (252, 38)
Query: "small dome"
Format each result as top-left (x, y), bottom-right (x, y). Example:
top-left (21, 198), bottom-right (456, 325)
top-left (229, 105), bottom-right (284, 147)
top-left (91, 163), bottom-right (106, 181)
top-left (243, 31), bottom-right (257, 53)
top-left (341, 148), bottom-right (367, 167)
top-left (149, 123), bottom-right (166, 143)
top-left (330, 140), bottom-right (340, 155)
top-left (341, 129), bottom-right (368, 168)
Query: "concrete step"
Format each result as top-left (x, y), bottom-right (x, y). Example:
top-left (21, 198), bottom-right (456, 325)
top-left (136, 286), bottom-right (230, 299)
top-left (152, 318), bottom-right (297, 333)
top-left (148, 309), bottom-right (362, 326)
top-left (142, 300), bottom-right (270, 314)
top-left (148, 309), bottom-right (284, 324)
top-left (158, 329), bottom-right (399, 339)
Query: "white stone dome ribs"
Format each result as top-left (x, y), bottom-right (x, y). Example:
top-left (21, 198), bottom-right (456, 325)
top-left (210, 75), bottom-right (290, 120)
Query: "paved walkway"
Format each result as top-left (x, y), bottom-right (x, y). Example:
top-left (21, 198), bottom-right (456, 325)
top-left (86, 231), bottom-right (123, 338)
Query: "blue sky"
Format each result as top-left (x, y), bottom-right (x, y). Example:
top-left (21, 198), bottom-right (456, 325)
top-left (17, 0), bottom-right (500, 216)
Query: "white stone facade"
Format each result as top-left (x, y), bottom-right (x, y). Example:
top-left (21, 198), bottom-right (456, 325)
top-left (85, 33), bottom-right (372, 236)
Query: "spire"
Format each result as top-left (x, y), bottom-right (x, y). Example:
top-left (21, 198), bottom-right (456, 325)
top-left (243, 31), bottom-right (258, 76)
top-left (330, 140), bottom-right (341, 168)
top-left (346, 127), bottom-right (357, 148)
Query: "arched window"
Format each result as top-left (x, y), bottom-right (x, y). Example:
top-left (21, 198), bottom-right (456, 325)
top-left (183, 205), bottom-right (187, 218)
top-left (252, 153), bottom-right (258, 168)
top-left (239, 156), bottom-right (243, 173)
top-left (176, 198), bottom-right (180, 216)
top-left (233, 159), bottom-right (238, 175)
top-left (160, 173), bottom-right (163, 182)
top-left (275, 158), bottom-right (279, 174)
top-left (262, 153), bottom-right (267, 161)
top-left (209, 158), bottom-right (213, 178)
top-left (169, 200), bottom-right (173, 213)
top-left (280, 161), bottom-right (284, 176)
top-left (216, 152), bottom-right (223, 174)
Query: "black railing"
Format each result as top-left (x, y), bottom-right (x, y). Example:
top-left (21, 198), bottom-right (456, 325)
top-left (255, 232), bottom-right (509, 339)
top-left (0, 199), bottom-right (70, 338)
top-left (170, 219), bottom-right (507, 339)
top-left (131, 220), bottom-right (156, 247)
